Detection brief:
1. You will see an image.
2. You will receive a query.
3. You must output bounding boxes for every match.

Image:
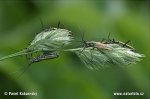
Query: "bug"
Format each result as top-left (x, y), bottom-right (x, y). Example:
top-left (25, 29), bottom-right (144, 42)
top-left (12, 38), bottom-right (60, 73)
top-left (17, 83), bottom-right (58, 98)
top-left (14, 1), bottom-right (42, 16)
top-left (101, 33), bottom-right (136, 51)
top-left (80, 32), bottom-right (113, 52)
top-left (29, 52), bottom-right (59, 65)
top-left (25, 21), bottom-right (72, 63)
top-left (78, 32), bottom-right (114, 68)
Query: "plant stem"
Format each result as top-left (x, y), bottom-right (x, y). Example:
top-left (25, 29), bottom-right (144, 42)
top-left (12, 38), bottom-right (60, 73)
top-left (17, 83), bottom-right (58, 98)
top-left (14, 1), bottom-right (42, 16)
top-left (0, 50), bottom-right (40, 61)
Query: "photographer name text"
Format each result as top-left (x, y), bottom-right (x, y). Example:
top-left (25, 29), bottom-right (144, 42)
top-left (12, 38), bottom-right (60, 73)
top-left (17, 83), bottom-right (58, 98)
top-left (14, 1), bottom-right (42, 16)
top-left (4, 92), bottom-right (37, 96)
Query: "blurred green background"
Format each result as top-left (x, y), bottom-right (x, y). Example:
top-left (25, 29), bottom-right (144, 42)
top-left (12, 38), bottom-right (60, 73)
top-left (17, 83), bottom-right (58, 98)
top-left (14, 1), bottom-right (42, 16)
top-left (0, 0), bottom-right (149, 99)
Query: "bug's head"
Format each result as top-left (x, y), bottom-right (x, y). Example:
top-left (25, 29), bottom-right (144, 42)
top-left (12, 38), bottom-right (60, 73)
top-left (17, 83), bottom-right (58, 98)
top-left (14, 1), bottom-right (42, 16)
top-left (84, 41), bottom-right (95, 47)
top-left (79, 30), bottom-right (95, 47)
top-left (80, 32), bottom-right (95, 47)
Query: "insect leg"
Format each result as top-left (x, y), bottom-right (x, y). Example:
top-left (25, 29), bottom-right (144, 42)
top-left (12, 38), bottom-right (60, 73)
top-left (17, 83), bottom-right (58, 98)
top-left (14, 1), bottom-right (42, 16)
top-left (123, 40), bottom-right (130, 47)
top-left (26, 53), bottom-right (33, 63)
top-left (79, 46), bottom-right (86, 56)
top-left (108, 32), bottom-right (111, 40)
top-left (80, 49), bottom-right (95, 70)
top-left (101, 38), bottom-right (106, 43)
top-left (39, 18), bottom-right (44, 31)
top-left (102, 32), bottom-right (112, 44)
top-left (89, 47), bottom-right (96, 62)
top-left (17, 63), bottom-right (32, 79)
top-left (57, 21), bottom-right (66, 29)
top-left (57, 21), bottom-right (61, 28)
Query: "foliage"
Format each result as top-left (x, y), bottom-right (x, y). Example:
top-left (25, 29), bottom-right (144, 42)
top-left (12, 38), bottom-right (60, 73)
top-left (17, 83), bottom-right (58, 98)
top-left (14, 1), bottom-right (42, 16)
top-left (0, 0), bottom-right (149, 99)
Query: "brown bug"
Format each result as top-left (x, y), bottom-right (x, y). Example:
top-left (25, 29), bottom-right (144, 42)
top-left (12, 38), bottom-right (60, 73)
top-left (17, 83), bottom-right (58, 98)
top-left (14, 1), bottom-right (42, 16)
top-left (80, 32), bottom-right (113, 51)
top-left (82, 41), bottom-right (112, 50)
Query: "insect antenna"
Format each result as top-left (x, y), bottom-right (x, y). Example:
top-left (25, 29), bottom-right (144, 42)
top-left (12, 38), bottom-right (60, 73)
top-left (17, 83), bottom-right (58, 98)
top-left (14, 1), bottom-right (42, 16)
top-left (77, 25), bottom-right (87, 44)
top-left (57, 21), bottom-right (61, 28)
top-left (101, 32), bottom-right (113, 43)
top-left (16, 63), bottom-right (32, 79)
top-left (57, 21), bottom-right (66, 29)
top-left (78, 31), bottom-right (89, 55)
top-left (76, 26), bottom-right (88, 54)
top-left (39, 18), bottom-right (52, 32)
top-left (112, 38), bottom-right (115, 42)
top-left (130, 40), bottom-right (134, 48)
top-left (123, 40), bottom-right (136, 51)
top-left (108, 32), bottom-right (111, 40)
top-left (39, 18), bottom-right (45, 31)
top-left (81, 31), bottom-right (86, 43)
top-left (107, 32), bottom-right (116, 43)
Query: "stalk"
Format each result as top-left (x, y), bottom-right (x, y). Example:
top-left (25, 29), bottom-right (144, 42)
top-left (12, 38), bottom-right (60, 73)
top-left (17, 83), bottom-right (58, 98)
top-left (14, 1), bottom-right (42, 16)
top-left (0, 50), bottom-right (40, 61)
